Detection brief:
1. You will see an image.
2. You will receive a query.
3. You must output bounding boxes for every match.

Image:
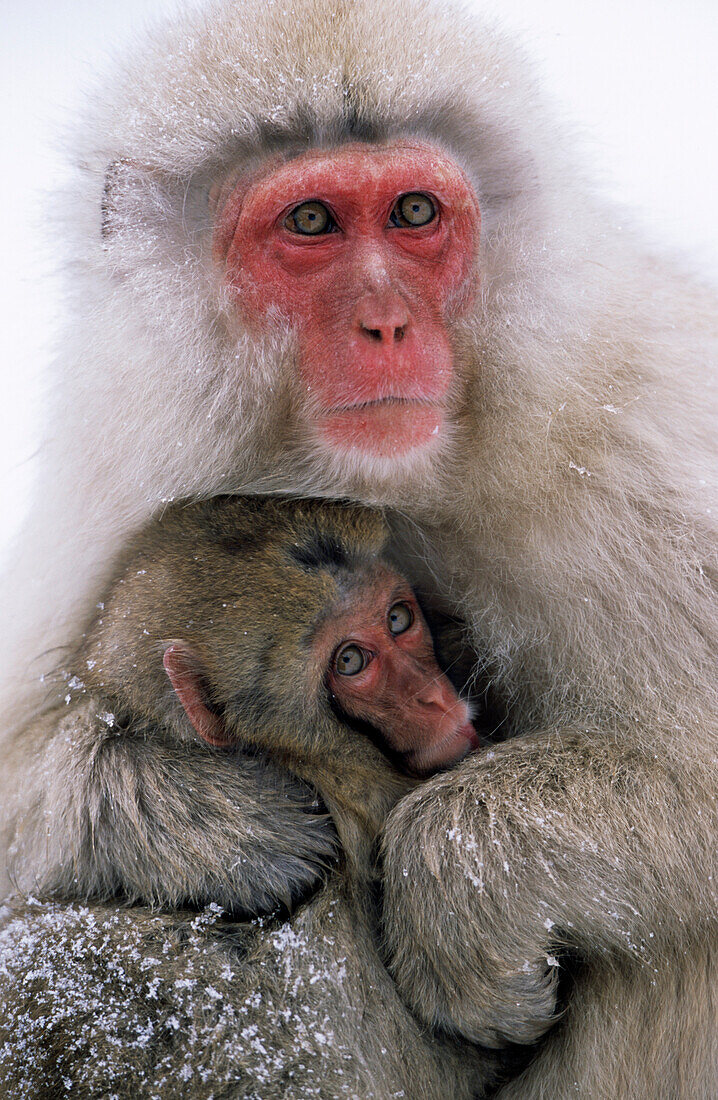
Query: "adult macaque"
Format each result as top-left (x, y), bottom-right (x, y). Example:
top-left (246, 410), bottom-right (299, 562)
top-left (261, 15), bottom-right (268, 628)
top-left (0, 0), bottom-right (716, 1095)
top-left (0, 496), bottom-right (496, 1098)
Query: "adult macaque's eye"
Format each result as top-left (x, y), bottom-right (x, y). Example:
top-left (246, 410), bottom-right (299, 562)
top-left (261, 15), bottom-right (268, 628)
top-left (390, 193), bottom-right (436, 228)
top-left (334, 643), bottom-right (368, 676)
top-left (284, 201), bottom-right (333, 235)
top-left (387, 601), bottom-right (413, 635)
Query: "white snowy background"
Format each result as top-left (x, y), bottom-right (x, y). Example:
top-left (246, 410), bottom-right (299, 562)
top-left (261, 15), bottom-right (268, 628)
top-left (1, 0), bottom-right (717, 561)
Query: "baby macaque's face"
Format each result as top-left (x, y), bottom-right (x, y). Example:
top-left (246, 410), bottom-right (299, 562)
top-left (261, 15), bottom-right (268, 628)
top-left (316, 565), bottom-right (479, 776)
top-left (164, 559), bottom-right (478, 777)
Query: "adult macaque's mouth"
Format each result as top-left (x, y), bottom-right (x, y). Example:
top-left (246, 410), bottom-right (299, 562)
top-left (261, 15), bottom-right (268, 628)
top-left (321, 404), bottom-right (444, 456)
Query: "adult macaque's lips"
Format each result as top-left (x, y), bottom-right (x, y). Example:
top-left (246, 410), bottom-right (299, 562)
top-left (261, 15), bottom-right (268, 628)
top-left (320, 403), bottom-right (443, 456)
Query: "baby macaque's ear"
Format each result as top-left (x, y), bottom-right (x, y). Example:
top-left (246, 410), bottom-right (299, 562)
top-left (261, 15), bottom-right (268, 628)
top-left (163, 642), bottom-right (233, 747)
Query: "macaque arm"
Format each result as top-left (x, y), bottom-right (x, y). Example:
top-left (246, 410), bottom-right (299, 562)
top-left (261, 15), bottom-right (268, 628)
top-left (5, 700), bottom-right (336, 915)
top-left (381, 729), bottom-right (718, 1047)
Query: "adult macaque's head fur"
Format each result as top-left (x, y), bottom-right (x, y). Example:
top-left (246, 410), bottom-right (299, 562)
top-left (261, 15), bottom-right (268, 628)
top-left (71, 0), bottom-right (598, 504)
top-left (57, 0), bottom-right (713, 533)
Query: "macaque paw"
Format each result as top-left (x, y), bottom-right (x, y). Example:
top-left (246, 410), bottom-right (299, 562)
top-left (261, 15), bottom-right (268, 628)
top-left (381, 776), bottom-right (563, 1048)
top-left (404, 940), bottom-right (560, 1049)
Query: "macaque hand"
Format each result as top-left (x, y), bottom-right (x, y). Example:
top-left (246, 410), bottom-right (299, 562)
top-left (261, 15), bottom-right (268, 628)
top-left (8, 701), bottom-right (339, 917)
top-left (381, 730), bottom-right (700, 1048)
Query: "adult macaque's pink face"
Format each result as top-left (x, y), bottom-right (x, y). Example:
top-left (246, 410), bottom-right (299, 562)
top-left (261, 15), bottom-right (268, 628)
top-left (213, 142), bottom-right (480, 458)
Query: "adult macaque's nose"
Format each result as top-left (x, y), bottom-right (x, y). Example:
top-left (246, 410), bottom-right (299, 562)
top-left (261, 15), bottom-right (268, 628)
top-left (355, 292), bottom-right (410, 343)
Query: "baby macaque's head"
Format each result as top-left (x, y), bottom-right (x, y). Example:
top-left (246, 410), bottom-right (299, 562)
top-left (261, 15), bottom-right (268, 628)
top-left (81, 497), bottom-right (478, 778)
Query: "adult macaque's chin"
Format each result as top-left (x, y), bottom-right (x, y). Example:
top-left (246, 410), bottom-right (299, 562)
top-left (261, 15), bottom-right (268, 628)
top-left (406, 721), bottom-right (482, 777)
top-left (320, 404), bottom-right (444, 457)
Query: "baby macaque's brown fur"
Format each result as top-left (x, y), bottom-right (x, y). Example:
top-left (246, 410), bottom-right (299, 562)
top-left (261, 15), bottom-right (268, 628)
top-left (5, 497), bottom-right (411, 909)
top-left (0, 496), bottom-right (500, 1098)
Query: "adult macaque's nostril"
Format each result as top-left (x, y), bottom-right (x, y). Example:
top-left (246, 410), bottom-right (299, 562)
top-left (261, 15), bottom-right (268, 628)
top-left (355, 292), bottom-right (410, 344)
top-left (360, 322), bottom-right (407, 343)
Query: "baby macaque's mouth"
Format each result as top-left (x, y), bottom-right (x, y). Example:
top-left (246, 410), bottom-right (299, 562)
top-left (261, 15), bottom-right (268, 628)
top-left (405, 721), bottom-right (482, 777)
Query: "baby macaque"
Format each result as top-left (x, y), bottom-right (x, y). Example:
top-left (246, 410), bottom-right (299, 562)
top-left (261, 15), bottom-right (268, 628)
top-left (6, 495), bottom-right (479, 912)
top-left (157, 501), bottom-right (478, 780)
top-left (0, 499), bottom-right (499, 1099)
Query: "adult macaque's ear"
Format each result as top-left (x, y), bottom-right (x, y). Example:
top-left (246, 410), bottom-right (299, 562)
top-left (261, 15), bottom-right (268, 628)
top-left (163, 642), bottom-right (233, 747)
top-left (101, 160), bottom-right (134, 240)
top-left (101, 159), bottom-right (165, 241)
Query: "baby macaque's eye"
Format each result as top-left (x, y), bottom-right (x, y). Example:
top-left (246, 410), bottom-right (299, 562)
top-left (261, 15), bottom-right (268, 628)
top-left (387, 601), bottom-right (413, 635)
top-left (284, 201), bottom-right (333, 235)
top-left (334, 643), bottom-right (368, 676)
top-left (389, 193), bottom-right (436, 228)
